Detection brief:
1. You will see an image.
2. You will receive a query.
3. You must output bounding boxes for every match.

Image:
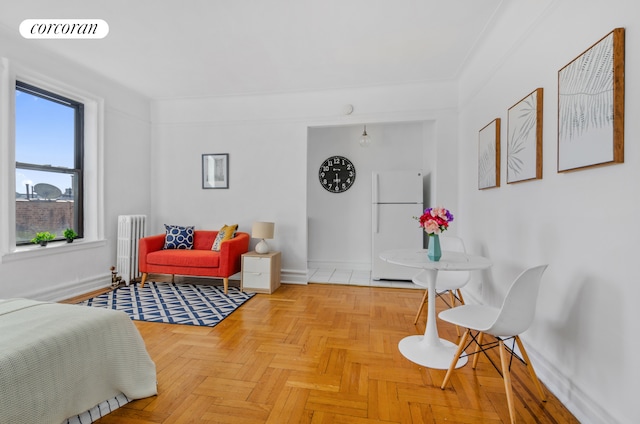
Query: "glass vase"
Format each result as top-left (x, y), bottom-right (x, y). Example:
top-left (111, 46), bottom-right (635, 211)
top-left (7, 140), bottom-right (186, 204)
top-left (427, 234), bottom-right (441, 261)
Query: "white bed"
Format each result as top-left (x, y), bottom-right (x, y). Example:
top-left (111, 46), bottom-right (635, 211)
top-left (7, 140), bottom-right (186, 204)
top-left (0, 298), bottom-right (157, 424)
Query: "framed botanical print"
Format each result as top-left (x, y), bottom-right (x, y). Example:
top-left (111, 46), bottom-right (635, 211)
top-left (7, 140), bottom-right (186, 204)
top-left (202, 153), bottom-right (229, 189)
top-left (558, 28), bottom-right (625, 172)
top-left (507, 88), bottom-right (543, 183)
top-left (478, 118), bottom-right (500, 190)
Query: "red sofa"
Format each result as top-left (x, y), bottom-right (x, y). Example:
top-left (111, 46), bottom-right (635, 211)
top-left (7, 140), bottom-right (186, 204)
top-left (138, 230), bottom-right (250, 294)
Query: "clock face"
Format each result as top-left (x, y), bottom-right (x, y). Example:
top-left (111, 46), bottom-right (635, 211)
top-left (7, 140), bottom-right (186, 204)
top-left (319, 156), bottom-right (356, 193)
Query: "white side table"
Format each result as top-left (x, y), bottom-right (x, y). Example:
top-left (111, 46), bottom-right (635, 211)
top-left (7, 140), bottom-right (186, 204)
top-left (380, 249), bottom-right (492, 369)
top-left (241, 251), bottom-right (281, 294)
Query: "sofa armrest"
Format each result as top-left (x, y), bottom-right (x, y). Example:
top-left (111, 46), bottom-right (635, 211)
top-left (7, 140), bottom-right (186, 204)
top-left (138, 234), bottom-right (166, 272)
top-left (218, 232), bottom-right (250, 277)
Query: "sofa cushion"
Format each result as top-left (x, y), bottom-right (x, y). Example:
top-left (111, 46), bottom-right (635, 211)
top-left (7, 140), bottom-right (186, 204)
top-left (163, 224), bottom-right (195, 249)
top-left (212, 224), bottom-right (238, 251)
top-left (192, 231), bottom-right (218, 250)
top-left (147, 249), bottom-right (220, 268)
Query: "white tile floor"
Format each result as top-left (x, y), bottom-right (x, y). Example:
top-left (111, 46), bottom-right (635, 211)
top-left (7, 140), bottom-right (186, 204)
top-left (307, 268), bottom-right (423, 289)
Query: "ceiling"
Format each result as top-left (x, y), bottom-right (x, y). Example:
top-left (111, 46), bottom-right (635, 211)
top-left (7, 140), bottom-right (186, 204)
top-left (0, 0), bottom-right (504, 100)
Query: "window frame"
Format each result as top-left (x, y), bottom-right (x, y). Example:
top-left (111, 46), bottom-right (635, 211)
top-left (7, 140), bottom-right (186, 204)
top-left (0, 59), bottom-right (105, 258)
top-left (15, 80), bottom-right (85, 245)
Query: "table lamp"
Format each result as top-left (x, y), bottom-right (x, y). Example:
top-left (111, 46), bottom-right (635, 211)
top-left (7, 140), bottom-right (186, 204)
top-left (252, 221), bottom-right (275, 254)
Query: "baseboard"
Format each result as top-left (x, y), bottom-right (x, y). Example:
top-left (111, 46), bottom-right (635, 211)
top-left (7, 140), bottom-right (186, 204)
top-left (281, 268), bottom-right (308, 285)
top-left (23, 273), bottom-right (111, 302)
top-left (524, 342), bottom-right (616, 424)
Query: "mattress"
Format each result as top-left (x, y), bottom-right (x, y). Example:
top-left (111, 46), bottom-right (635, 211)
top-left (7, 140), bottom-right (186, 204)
top-left (0, 298), bottom-right (157, 424)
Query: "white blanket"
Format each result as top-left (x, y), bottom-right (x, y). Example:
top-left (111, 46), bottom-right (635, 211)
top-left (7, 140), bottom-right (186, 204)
top-left (0, 298), bottom-right (157, 424)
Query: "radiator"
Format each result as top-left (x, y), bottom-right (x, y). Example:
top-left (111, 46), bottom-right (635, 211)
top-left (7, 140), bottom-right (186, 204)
top-left (116, 214), bottom-right (146, 285)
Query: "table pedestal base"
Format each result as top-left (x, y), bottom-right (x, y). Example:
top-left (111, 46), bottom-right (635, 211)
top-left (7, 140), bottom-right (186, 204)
top-left (398, 335), bottom-right (468, 369)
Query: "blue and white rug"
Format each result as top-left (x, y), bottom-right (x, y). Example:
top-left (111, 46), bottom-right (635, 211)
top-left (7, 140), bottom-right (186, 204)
top-left (80, 282), bottom-right (255, 327)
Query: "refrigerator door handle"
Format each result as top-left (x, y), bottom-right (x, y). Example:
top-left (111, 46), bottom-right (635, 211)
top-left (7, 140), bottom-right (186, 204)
top-left (373, 204), bottom-right (379, 234)
top-left (372, 172), bottom-right (379, 204)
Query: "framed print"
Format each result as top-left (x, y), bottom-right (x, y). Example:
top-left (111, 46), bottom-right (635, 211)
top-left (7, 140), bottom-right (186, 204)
top-left (558, 28), bottom-right (625, 172)
top-left (507, 88), bottom-right (543, 183)
top-left (202, 153), bottom-right (229, 189)
top-left (478, 118), bottom-right (500, 190)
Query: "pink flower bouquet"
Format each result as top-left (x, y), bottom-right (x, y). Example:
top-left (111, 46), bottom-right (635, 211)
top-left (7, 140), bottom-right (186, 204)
top-left (415, 207), bottom-right (454, 235)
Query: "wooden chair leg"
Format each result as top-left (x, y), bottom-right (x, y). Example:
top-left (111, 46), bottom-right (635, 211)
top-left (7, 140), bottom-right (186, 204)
top-left (472, 332), bottom-right (484, 369)
top-left (140, 273), bottom-right (148, 288)
top-left (413, 289), bottom-right (429, 324)
top-left (515, 336), bottom-right (546, 402)
top-left (448, 290), bottom-right (456, 307)
top-left (171, 274), bottom-right (175, 283)
top-left (456, 289), bottom-right (465, 305)
top-left (223, 277), bottom-right (229, 294)
top-left (499, 340), bottom-right (517, 424)
top-left (441, 329), bottom-right (469, 389)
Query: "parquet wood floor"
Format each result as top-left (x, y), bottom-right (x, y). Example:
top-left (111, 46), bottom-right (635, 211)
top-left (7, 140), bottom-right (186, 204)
top-left (77, 281), bottom-right (578, 423)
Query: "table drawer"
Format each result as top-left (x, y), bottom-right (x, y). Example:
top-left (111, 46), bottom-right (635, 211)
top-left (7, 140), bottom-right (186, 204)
top-left (243, 256), bottom-right (271, 273)
top-left (242, 271), bottom-right (270, 289)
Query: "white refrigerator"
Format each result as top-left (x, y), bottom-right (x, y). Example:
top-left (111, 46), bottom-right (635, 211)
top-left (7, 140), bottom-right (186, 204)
top-left (371, 170), bottom-right (424, 281)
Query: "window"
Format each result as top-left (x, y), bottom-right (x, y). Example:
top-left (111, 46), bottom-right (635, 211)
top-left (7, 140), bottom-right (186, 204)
top-left (15, 81), bottom-right (84, 245)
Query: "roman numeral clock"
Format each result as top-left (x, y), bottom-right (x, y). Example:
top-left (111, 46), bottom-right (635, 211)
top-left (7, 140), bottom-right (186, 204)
top-left (318, 156), bottom-right (356, 193)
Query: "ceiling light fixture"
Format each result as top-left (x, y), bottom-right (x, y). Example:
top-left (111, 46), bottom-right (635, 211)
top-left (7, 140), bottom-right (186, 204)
top-left (359, 125), bottom-right (371, 147)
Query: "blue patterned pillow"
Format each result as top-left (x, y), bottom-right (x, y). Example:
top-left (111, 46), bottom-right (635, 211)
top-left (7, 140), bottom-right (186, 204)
top-left (163, 224), bottom-right (194, 249)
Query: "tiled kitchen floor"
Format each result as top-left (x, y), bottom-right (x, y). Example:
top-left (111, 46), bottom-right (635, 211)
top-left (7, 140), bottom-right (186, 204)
top-left (307, 268), bottom-right (422, 289)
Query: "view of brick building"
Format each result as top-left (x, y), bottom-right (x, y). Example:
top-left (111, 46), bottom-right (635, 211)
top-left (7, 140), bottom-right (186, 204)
top-left (16, 199), bottom-right (74, 243)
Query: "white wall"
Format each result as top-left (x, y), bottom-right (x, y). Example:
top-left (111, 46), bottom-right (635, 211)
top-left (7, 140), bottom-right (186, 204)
top-left (152, 83), bottom-right (459, 283)
top-left (457, 1), bottom-right (639, 423)
top-left (307, 122), bottom-right (432, 270)
top-left (1, 1), bottom-right (630, 420)
top-left (0, 27), bottom-right (151, 301)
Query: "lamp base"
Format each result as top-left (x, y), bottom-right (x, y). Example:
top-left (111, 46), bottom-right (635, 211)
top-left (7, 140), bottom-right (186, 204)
top-left (255, 239), bottom-right (270, 254)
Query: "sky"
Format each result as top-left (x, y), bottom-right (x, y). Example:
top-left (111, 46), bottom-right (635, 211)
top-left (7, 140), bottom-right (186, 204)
top-left (15, 89), bottom-right (75, 195)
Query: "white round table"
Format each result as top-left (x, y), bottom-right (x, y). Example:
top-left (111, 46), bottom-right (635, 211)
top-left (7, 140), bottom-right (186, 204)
top-left (380, 249), bottom-right (492, 369)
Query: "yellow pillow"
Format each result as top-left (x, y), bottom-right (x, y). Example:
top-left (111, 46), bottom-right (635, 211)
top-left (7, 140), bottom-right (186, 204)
top-left (212, 224), bottom-right (238, 251)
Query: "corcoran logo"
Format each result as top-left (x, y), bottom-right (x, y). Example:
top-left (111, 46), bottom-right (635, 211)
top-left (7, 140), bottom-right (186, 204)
top-left (20, 19), bottom-right (109, 39)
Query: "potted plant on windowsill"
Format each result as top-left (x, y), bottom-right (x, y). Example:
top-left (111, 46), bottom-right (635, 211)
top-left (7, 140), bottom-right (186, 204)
top-left (63, 228), bottom-right (78, 243)
top-left (31, 231), bottom-right (56, 247)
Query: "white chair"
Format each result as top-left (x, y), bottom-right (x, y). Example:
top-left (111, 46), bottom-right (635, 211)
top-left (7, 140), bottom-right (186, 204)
top-left (413, 236), bottom-right (470, 331)
top-left (438, 264), bottom-right (548, 424)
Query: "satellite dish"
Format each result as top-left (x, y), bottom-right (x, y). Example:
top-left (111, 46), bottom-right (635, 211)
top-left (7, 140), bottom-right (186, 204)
top-left (33, 183), bottom-right (62, 200)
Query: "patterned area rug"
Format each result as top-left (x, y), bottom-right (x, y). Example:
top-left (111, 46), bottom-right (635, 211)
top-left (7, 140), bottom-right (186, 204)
top-left (80, 282), bottom-right (255, 327)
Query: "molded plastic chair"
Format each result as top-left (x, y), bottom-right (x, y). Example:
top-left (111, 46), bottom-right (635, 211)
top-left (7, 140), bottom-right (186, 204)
top-left (413, 236), bottom-right (470, 331)
top-left (439, 264), bottom-right (548, 424)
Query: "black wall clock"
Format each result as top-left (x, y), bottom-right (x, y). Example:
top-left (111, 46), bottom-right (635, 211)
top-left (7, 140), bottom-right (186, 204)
top-left (318, 156), bottom-right (356, 193)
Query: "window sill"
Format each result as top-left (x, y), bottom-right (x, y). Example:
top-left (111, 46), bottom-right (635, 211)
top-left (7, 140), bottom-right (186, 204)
top-left (1, 239), bottom-right (107, 263)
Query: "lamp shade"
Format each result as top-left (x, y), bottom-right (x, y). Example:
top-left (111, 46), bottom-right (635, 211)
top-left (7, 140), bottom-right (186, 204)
top-left (252, 221), bottom-right (274, 239)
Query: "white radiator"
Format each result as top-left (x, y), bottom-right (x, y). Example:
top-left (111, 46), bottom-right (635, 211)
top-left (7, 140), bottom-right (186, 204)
top-left (117, 215), bottom-right (146, 285)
